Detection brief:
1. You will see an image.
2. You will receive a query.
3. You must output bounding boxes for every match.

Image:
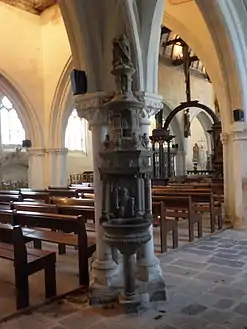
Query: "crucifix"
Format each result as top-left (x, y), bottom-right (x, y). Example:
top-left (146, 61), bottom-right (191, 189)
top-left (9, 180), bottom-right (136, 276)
top-left (182, 43), bottom-right (192, 138)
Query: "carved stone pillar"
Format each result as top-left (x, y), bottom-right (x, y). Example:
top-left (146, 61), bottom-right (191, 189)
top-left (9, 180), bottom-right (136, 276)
top-left (75, 92), bottom-right (119, 289)
top-left (28, 148), bottom-right (46, 189)
top-left (135, 92), bottom-right (166, 301)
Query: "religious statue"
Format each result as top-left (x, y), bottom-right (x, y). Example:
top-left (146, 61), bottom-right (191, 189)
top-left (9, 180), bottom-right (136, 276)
top-left (184, 110), bottom-right (191, 137)
top-left (214, 95), bottom-right (221, 118)
top-left (112, 33), bottom-right (132, 69)
top-left (192, 143), bottom-right (200, 163)
top-left (116, 187), bottom-right (135, 218)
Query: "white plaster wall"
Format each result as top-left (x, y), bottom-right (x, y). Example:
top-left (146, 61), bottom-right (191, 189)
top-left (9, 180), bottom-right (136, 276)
top-left (40, 5), bottom-right (71, 146)
top-left (158, 60), bottom-right (214, 124)
top-left (0, 3), bottom-right (43, 132)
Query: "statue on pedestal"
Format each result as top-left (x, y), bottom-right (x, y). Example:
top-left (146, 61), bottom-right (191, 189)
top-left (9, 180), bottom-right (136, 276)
top-left (192, 143), bottom-right (200, 163)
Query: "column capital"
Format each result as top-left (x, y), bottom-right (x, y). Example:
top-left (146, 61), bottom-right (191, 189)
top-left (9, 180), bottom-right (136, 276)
top-left (74, 92), bottom-right (113, 128)
top-left (135, 91), bottom-right (164, 117)
top-left (46, 148), bottom-right (68, 155)
top-left (28, 147), bottom-right (46, 156)
top-left (229, 129), bottom-right (247, 142)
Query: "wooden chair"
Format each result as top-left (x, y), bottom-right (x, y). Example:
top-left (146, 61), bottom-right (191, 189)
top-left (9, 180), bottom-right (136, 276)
top-left (0, 223), bottom-right (56, 310)
top-left (153, 201), bottom-right (178, 253)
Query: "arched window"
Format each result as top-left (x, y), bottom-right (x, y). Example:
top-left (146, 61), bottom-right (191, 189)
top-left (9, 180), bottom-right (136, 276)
top-left (0, 96), bottom-right (25, 146)
top-left (65, 109), bottom-right (87, 152)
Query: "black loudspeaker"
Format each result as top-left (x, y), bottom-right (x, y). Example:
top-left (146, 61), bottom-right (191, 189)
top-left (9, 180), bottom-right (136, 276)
top-left (70, 69), bottom-right (87, 95)
top-left (233, 109), bottom-right (245, 122)
top-left (22, 139), bottom-right (32, 148)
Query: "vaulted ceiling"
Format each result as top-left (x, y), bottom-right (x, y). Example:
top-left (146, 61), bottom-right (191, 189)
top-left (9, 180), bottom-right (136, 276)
top-left (0, 0), bottom-right (56, 14)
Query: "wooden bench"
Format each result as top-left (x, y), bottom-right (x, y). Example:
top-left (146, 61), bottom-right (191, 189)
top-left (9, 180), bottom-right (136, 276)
top-left (12, 211), bottom-right (96, 286)
top-left (0, 223), bottom-right (56, 310)
top-left (153, 188), bottom-right (222, 233)
top-left (20, 191), bottom-right (50, 203)
top-left (153, 201), bottom-right (178, 253)
top-left (0, 194), bottom-right (23, 203)
top-left (11, 202), bottom-right (95, 223)
top-left (152, 195), bottom-right (203, 243)
top-left (51, 197), bottom-right (94, 207)
top-left (47, 189), bottom-right (80, 198)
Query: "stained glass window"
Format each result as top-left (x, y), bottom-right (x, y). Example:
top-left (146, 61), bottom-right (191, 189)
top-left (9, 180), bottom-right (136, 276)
top-left (0, 96), bottom-right (25, 145)
top-left (65, 109), bottom-right (86, 152)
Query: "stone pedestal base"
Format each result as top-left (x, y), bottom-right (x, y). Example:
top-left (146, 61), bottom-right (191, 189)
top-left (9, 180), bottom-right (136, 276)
top-left (136, 256), bottom-right (166, 301)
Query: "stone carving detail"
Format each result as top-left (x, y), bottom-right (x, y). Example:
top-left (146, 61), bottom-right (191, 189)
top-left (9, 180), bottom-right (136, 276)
top-left (100, 34), bottom-right (154, 302)
top-left (112, 34), bottom-right (133, 69)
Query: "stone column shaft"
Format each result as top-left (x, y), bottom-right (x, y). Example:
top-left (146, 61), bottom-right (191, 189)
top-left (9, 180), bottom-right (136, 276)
top-left (135, 92), bottom-right (166, 301)
top-left (75, 92), bottom-right (118, 289)
top-left (28, 148), bottom-right (46, 189)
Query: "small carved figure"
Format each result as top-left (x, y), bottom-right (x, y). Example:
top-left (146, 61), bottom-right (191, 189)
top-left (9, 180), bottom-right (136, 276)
top-left (192, 143), bottom-right (200, 163)
top-left (103, 134), bottom-right (110, 150)
top-left (184, 110), bottom-right (191, 137)
top-left (112, 34), bottom-right (132, 69)
top-left (118, 187), bottom-right (130, 218)
top-left (131, 132), bottom-right (138, 148)
top-left (141, 133), bottom-right (150, 149)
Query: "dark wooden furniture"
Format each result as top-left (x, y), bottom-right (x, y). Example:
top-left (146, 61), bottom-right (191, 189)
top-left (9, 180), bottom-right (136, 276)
top-left (20, 191), bottom-right (50, 203)
top-left (153, 187), bottom-right (222, 233)
top-left (153, 201), bottom-right (178, 252)
top-left (0, 223), bottom-right (56, 310)
top-left (152, 195), bottom-right (203, 243)
top-left (11, 202), bottom-right (95, 223)
top-left (12, 211), bottom-right (95, 286)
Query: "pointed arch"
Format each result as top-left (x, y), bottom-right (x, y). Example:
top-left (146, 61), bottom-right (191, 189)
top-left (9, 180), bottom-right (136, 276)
top-left (0, 71), bottom-right (43, 146)
top-left (49, 57), bottom-right (73, 148)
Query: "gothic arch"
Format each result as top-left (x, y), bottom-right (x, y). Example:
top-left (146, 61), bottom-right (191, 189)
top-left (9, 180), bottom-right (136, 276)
top-left (163, 101), bottom-right (184, 149)
top-left (196, 0), bottom-right (246, 116)
top-left (0, 72), bottom-right (43, 147)
top-left (192, 110), bottom-right (213, 153)
top-left (49, 57), bottom-right (73, 148)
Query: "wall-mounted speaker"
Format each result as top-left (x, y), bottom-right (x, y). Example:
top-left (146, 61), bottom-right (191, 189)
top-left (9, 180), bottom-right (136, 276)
top-left (22, 139), bottom-right (32, 148)
top-left (70, 69), bottom-right (87, 95)
top-left (233, 109), bottom-right (245, 122)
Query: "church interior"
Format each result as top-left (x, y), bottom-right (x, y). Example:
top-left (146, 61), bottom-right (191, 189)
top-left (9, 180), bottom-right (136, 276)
top-left (0, 0), bottom-right (247, 328)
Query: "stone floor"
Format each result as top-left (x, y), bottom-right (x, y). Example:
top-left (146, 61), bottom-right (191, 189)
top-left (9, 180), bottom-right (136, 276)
top-left (2, 228), bottom-right (247, 328)
top-left (0, 216), bottom-right (218, 318)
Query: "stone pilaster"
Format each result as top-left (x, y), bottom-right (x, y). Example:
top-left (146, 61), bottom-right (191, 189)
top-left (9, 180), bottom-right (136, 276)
top-left (135, 92), bottom-right (166, 301)
top-left (46, 148), bottom-right (68, 187)
top-left (75, 92), bottom-right (119, 289)
top-left (27, 148), bottom-right (46, 189)
top-left (227, 124), bottom-right (247, 228)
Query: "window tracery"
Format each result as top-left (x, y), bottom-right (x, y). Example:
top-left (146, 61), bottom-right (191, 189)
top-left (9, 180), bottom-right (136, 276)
top-left (0, 96), bottom-right (25, 146)
top-left (65, 109), bottom-right (87, 152)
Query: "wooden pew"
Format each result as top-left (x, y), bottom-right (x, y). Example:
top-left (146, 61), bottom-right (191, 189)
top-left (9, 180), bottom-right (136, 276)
top-left (50, 197), bottom-right (94, 207)
top-left (153, 188), bottom-right (222, 232)
top-left (20, 191), bottom-right (50, 203)
top-left (0, 194), bottom-right (23, 203)
top-left (153, 201), bottom-right (178, 253)
top-left (12, 210), bottom-right (96, 286)
top-left (0, 223), bottom-right (56, 309)
top-left (11, 202), bottom-right (95, 223)
top-left (152, 195), bottom-right (202, 244)
top-left (0, 190), bottom-right (20, 195)
top-left (47, 189), bottom-right (79, 198)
